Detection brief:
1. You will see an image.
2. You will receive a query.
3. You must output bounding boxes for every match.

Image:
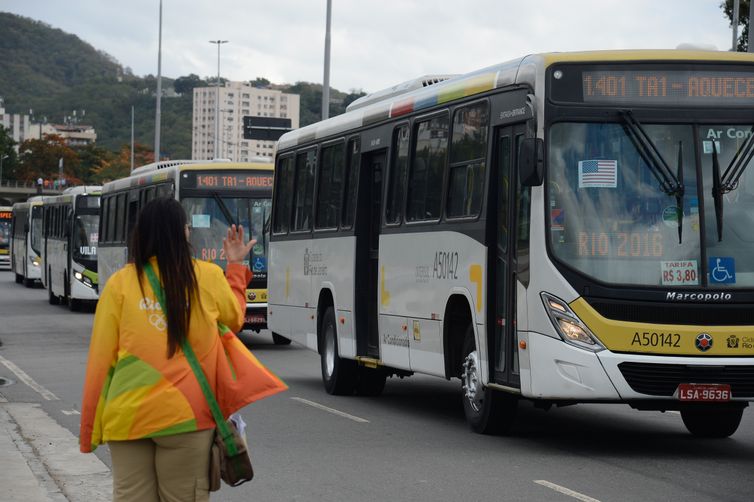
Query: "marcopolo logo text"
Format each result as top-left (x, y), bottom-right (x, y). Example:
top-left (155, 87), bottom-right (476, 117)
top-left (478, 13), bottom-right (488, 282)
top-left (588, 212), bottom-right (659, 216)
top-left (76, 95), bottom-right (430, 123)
top-left (665, 291), bottom-right (732, 302)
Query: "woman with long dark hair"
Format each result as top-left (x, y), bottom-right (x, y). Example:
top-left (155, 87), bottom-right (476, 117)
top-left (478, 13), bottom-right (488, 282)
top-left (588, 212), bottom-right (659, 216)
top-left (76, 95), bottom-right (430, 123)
top-left (80, 198), bottom-right (286, 501)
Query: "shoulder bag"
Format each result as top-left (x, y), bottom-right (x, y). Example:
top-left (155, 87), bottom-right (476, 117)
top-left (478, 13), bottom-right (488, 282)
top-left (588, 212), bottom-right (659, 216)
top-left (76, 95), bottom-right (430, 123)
top-left (144, 263), bottom-right (254, 491)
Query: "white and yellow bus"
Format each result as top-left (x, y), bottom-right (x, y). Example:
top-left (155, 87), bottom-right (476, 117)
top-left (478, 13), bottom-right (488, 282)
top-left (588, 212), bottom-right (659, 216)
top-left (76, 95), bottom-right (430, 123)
top-left (268, 50), bottom-right (754, 438)
top-left (0, 206), bottom-right (11, 270)
top-left (41, 186), bottom-right (101, 310)
top-left (98, 160), bottom-right (285, 341)
top-left (11, 196), bottom-right (44, 287)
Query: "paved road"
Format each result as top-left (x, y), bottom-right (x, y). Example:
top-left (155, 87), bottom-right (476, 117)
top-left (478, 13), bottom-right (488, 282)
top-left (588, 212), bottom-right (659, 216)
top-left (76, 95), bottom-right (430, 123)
top-left (0, 270), bottom-right (753, 502)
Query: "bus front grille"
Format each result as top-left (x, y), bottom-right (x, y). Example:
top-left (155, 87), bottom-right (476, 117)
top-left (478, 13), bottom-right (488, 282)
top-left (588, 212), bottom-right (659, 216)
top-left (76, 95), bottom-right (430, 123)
top-left (617, 362), bottom-right (754, 397)
top-left (587, 299), bottom-right (754, 326)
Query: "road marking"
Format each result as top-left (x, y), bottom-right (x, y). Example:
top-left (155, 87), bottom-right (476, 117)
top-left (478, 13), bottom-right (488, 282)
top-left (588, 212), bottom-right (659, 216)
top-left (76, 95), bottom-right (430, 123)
top-left (0, 353), bottom-right (59, 401)
top-left (61, 410), bottom-right (81, 416)
top-left (534, 480), bottom-right (601, 502)
top-left (291, 397), bottom-right (370, 423)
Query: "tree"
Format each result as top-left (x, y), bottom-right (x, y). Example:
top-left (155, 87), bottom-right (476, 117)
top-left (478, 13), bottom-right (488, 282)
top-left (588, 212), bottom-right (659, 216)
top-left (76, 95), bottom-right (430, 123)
top-left (74, 143), bottom-right (113, 183)
top-left (174, 73), bottom-right (206, 95)
top-left (0, 126), bottom-right (19, 182)
top-left (250, 77), bottom-right (271, 88)
top-left (91, 143), bottom-right (154, 183)
top-left (17, 134), bottom-right (81, 184)
top-left (722, 0), bottom-right (751, 51)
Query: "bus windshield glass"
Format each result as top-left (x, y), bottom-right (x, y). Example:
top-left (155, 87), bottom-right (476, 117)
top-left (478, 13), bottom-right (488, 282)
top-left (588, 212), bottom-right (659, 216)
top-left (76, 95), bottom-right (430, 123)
top-left (30, 206), bottom-right (43, 256)
top-left (0, 214), bottom-right (10, 250)
top-left (73, 214), bottom-right (99, 266)
top-left (182, 196), bottom-right (271, 278)
top-left (548, 121), bottom-right (754, 288)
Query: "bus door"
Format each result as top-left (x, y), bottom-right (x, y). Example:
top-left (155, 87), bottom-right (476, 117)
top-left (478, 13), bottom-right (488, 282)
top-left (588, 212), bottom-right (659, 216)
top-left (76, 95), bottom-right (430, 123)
top-left (488, 124), bottom-right (525, 388)
top-left (354, 150), bottom-right (385, 358)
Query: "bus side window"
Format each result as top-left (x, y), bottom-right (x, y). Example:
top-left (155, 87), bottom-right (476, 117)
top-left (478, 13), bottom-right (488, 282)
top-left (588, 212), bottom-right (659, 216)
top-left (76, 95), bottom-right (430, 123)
top-left (386, 124), bottom-right (410, 225)
top-left (407, 114), bottom-right (448, 222)
top-left (156, 183), bottom-right (173, 198)
top-left (115, 194), bottom-right (127, 243)
top-left (341, 138), bottom-right (360, 229)
top-left (127, 194), bottom-right (139, 244)
top-left (447, 101), bottom-right (489, 219)
top-left (292, 149), bottom-right (316, 232)
top-left (315, 142), bottom-right (345, 230)
top-left (272, 156), bottom-right (294, 234)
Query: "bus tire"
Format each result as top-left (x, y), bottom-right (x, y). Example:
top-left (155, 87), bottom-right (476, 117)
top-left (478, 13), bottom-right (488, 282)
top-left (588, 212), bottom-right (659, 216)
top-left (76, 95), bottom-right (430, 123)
top-left (15, 273), bottom-right (22, 284)
top-left (48, 277), bottom-right (60, 305)
top-left (272, 333), bottom-right (292, 345)
top-left (355, 367), bottom-right (386, 396)
top-left (320, 306), bottom-right (357, 395)
top-left (23, 276), bottom-right (34, 288)
top-left (681, 406), bottom-right (743, 438)
top-left (461, 325), bottom-right (517, 435)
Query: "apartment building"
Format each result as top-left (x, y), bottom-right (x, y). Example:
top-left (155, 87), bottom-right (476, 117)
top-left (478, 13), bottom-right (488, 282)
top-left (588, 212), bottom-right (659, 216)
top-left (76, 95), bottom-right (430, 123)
top-left (192, 81), bottom-right (300, 161)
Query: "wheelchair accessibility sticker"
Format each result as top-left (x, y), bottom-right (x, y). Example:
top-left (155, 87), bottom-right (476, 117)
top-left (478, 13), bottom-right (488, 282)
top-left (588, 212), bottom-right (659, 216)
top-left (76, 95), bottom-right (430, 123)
top-left (252, 256), bottom-right (267, 272)
top-left (709, 257), bottom-right (736, 284)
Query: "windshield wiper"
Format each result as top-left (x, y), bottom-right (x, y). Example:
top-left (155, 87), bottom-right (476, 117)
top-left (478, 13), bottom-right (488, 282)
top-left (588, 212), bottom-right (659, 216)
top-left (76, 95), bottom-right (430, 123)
top-left (212, 192), bottom-right (237, 227)
top-left (712, 142), bottom-right (724, 242)
top-left (720, 126), bottom-right (754, 192)
top-left (620, 111), bottom-right (684, 197)
top-left (675, 141), bottom-right (684, 244)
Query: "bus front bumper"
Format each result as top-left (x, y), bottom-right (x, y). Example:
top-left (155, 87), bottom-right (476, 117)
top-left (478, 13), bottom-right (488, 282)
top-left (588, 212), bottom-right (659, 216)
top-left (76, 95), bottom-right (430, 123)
top-left (243, 303), bottom-right (267, 331)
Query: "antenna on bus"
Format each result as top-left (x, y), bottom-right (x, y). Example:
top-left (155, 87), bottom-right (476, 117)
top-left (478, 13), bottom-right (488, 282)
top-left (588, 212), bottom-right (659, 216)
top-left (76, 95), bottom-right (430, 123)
top-left (346, 74), bottom-right (459, 112)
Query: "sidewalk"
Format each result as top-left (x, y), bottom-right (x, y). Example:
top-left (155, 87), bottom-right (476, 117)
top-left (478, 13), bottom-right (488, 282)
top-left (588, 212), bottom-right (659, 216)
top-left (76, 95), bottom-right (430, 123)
top-left (0, 398), bottom-right (111, 502)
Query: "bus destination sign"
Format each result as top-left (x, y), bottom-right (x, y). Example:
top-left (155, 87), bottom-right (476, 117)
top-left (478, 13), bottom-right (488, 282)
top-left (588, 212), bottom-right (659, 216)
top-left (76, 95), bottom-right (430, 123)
top-left (0, 211), bottom-right (11, 220)
top-left (184, 171), bottom-right (273, 191)
top-left (580, 70), bottom-right (754, 106)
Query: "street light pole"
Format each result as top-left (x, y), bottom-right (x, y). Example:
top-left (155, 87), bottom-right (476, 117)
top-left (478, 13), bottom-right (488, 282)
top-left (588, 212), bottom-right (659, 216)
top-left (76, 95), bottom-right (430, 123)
top-left (322, 0), bottom-right (332, 120)
top-left (209, 40), bottom-right (228, 159)
top-left (154, 0), bottom-right (163, 162)
top-left (732, 0), bottom-right (740, 51)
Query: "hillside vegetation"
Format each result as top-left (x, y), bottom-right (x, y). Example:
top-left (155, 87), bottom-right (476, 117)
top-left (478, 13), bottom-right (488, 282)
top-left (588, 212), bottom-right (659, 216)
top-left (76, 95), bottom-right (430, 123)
top-left (0, 12), bottom-right (365, 163)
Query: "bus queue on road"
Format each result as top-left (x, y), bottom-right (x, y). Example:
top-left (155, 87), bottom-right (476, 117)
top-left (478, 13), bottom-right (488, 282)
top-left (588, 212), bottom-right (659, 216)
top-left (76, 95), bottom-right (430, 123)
top-left (5, 48), bottom-right (754, 440)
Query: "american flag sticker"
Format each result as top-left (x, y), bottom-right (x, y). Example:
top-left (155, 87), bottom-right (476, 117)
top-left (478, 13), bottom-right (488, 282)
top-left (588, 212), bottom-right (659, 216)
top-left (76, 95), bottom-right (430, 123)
top-left (578, 159), bottom-right (618, 188)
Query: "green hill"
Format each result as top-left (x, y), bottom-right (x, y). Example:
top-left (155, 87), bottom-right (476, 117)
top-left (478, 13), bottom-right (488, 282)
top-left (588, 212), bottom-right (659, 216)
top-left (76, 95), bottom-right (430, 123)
top-left (0, 12), bottom-right (365, 161)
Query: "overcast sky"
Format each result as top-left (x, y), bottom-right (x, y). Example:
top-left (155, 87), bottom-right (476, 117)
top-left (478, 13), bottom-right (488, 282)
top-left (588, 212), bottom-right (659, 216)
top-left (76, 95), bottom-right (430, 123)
top-left (1, 0), bottom-right (738, 94)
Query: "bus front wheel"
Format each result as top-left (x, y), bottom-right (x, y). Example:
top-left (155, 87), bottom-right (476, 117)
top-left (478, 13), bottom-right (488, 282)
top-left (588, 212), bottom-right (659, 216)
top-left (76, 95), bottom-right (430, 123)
top-left (681, 406), bottom-right (743, 438)
top-left (461, 325), bottom-right (517, 434)
top-left (15, 273), bottom-right (22, 284)
top-left (48, 277), bottom-right (59, 305)
top-left (320, 306), bottom-right (357, 395)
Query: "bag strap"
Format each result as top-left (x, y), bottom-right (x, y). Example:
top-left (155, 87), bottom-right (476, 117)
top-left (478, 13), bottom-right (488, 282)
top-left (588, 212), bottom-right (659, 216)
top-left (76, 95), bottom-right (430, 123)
top-left (143, 262), bottom-right (238, 455)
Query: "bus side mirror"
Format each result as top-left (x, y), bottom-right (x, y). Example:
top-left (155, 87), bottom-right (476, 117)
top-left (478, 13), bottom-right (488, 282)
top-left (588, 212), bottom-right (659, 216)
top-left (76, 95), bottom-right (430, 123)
top-left (519, 138), bottom-right (544, 186)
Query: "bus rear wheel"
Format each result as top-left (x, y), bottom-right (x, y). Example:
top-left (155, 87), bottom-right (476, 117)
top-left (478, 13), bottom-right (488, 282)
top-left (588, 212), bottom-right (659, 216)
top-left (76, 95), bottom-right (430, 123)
top-left (48, 278), bottom-right (59, 305)
top-left (461, 325), bottom-right (517, 435)
top-left (681, 406), bottom-right (744, 438)
top-left (320, 306), bottom-right (357, 395)
top-left (272, 333), bottom-right (292, 345)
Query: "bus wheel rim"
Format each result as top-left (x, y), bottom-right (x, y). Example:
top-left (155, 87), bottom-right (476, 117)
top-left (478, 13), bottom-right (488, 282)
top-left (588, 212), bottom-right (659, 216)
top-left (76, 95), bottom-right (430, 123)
top-left (325, 324), bottom-right (336, 378)
top-left (462, 350), bottom-right (483, 414)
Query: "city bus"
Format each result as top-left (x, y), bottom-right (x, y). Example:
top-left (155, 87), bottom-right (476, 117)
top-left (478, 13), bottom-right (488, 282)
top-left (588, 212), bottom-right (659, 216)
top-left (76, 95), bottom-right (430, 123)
top-left (11, 196), bottom-right (44, 287)
top-left (268, 49), bottom-right (754, 438)
top-left (98, 159), bottom-right (286, 342)
top-left (41, 186), bottom-right (101, 310)
top-left (0, 206), bottom-right (11, 270)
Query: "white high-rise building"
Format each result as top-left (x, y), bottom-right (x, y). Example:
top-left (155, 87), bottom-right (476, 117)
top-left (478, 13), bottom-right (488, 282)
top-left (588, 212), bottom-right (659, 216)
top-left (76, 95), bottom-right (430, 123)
top-left (192, 82), bottom-right (300, 161)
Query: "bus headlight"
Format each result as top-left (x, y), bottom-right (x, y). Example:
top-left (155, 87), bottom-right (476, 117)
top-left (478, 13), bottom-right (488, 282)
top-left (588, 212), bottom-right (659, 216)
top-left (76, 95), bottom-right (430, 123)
top-left (74, 271), bottom-right (94, 288)
top-left (32, 256), bottom-right (41, 267)
top-left (541, 292), bottom-right (604, 352)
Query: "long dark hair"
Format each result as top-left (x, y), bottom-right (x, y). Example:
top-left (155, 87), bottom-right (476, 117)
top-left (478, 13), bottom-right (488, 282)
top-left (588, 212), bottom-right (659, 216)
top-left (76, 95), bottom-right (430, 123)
top-left (130, 197), bottom-right (198, 358)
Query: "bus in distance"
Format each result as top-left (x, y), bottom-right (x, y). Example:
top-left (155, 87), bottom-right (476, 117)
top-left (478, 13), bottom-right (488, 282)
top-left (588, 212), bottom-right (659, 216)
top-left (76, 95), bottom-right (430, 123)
top-left (11, 196), bottom-right (44, 287)
top-left (0, 206), bottom-right (11, 270)
top-left (268, 50), bottom-right (754, 438)
top-left (41, 186), bottom-right (101, 310)
top-left (98, 160), bottom-right (286, 342)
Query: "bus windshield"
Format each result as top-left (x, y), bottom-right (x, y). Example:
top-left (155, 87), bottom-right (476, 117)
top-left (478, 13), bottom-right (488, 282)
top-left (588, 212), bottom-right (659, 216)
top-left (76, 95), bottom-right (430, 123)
top-left (30, 206), bottom-right (43, 256)
top-left (182, 196), bottom-right (271, 278)
top-left (73, 214), bottom-right (99, 267)
top-left (548, 121), bottom-right (754, 288)
top-left (0, 216), bottom-right (10, 249)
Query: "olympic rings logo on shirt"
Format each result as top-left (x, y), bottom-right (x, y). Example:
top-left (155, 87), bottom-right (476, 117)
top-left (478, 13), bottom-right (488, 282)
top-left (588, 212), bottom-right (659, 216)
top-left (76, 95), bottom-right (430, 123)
top-left (149, 313), bottom-right (167, 331)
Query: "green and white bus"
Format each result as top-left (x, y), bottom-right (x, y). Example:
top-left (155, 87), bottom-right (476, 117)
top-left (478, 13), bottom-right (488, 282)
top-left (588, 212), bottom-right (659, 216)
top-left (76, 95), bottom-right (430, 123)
top-left (0, 206), bottom-right (11, 270)
top-left (268, 50), bottom-right (754, 437)
top-left (41, 186), bottom-right (101, 310)
top-left (98, 160), bottom-right (283, 340)
top-left (11, 196), bottom-right (44, 287)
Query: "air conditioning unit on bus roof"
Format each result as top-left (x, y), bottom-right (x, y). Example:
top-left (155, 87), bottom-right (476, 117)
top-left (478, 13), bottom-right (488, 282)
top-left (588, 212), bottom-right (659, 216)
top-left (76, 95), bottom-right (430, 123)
top-left (131, 159), bottom-right (228, 176)
top-left (346, 74), bottom-right (459, 112)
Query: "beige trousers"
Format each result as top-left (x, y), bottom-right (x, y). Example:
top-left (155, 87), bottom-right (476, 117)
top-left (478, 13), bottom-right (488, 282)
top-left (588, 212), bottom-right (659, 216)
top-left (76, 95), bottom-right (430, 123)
top-left (109, 428), bottom-right (215, 502)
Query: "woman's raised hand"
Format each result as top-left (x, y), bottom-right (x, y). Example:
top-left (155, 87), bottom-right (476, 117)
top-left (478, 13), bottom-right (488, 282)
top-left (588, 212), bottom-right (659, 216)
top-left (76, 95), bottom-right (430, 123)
top-left (222, 224), bottom-right (257, 265)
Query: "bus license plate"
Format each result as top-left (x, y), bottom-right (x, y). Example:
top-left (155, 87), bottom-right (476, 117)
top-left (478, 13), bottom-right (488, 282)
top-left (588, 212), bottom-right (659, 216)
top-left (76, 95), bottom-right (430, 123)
top-left (678, 383), bottom-right (731, 402)
top-left (245, 314), bottom-right (266, 325)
